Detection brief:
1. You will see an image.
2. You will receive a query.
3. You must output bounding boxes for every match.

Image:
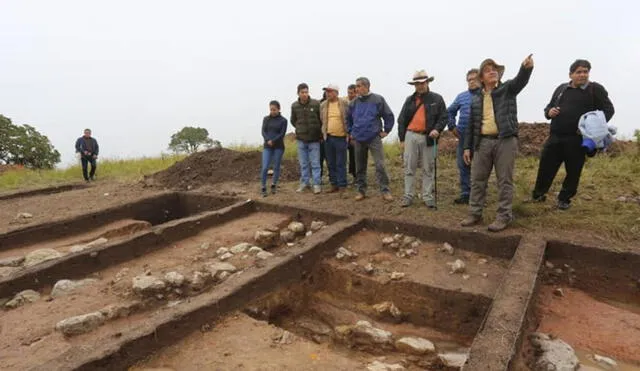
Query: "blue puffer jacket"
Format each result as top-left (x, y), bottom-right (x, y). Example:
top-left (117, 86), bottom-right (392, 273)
top-left (346, 93), bottom-right (394, 143)
top-left (447, 89), bottom-right (479, 133)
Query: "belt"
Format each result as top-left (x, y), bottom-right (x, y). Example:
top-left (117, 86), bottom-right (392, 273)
top-left (408, 130), bottom-right (427, 135)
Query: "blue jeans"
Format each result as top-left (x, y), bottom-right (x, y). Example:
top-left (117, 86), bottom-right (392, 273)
top-left (456, 132), bottom-right (471, 197)
top-left (325, 135), bottom-right (348, 188)
top-left (81, 155), bottom-right (97, 180)
top-left (297, 140), bottom-right (321, 186)
top-left (260, 147), bottom-right (284, 188)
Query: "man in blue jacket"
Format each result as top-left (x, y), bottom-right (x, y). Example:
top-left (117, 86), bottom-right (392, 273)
top-left (447, 68), bottom-right (480, 205)
top-left (347, 77), bottom-right (395, 201)
top-left (75, 128), bottom-right (99, 182)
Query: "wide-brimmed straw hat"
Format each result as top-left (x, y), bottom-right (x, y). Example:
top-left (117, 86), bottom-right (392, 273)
top-left (407, 70), bottom-right (434, 85)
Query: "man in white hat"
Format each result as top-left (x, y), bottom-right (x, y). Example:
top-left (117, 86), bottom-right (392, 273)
top-left (397, 70), bottom-right (448, 208)
top-left (320, 84), bottom-right (350, 193)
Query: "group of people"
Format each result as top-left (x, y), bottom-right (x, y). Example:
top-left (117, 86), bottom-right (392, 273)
top-left (260, 55), bottom-right (615, 232)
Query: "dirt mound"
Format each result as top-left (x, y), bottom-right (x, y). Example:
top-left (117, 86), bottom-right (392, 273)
top-left (149, 148), bottom-right (299, 189)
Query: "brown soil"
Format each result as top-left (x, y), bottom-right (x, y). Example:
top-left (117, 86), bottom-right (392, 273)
top-left (535, 285), bottom-right (640, 363)
top-left (148, 148), bottom-right (299, 190)
top-left (0, 212), bottom-right (292, 370)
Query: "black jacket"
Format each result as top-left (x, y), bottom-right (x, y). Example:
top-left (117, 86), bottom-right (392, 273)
top-left (290, 98), bottom-right (322, 142)
top-left (464, 64), bottom-right (533, 151)
top-left (397, 90), bottom-right (448, 146)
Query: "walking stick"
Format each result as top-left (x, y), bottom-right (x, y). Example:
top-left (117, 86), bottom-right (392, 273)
top-left (433, 140), bottom-right (438, 210)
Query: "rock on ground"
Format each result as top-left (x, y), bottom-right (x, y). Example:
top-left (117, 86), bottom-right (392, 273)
top-left (230, 242), bottom-right (251, 254)
top-left (0, 255), bottom-right (25, 267)
top-left (440, 242), bottom-right (455, 255)
top-left (0, 266), bottom-right (19, 278)
top-left (5, 289), bottom-right (41, 309)
top-left (438, 352), bottom-right (468, 368)
top-left (280, 229), bottom-right (296, 243)
top-left (219, 252), bottom-right (234, 261)
top-left (132, 275), bottom-right (166, 295)
top-left (352, 320), bottom-right (394, 346)
top-left (529, 332), bottom-right (579, 371)
top-left (336, 246), bottom-right (357, 260)
top-left (24, 248), bottom-right (63, 267)
top-left (248, 246), bottom-right (265, 255)
top-left (390, 272), bottom-right (405, 280)
top-left (163, 272), bottom-right (185, 287)
top-left (256, 251), bottom-right (274, 260)
top-left (395, 337), bottom-right (436, 355)
top-left (51, 278), bottom-right (99, 298)
top-left (254, 230), bottom-right (279, 248)
top-left (188, 271), bottom-right (210, 291)
top-left (216, 247), bottom-right (229, 255)
top-left (310, 220), bottom-right (327, 232)
top-left (204, 262), bottom-right (237, 279)
top-left (382, 236), bottom-right (395, 246)
top-left (287, 221), bottom-right (306, 235)
top-left (373, 301), bottom-right (402, 319)
top-left (100, 302), bottom-right (140, 320)
top-left (364, 263), bottom-right (375, 274)
top-left (448, 259), bottom-right (466, 274)
top-left (69, 237), bottom-right (109, 253)
top-left (55, 312), bottom-right (105, 336)
top-left (367, 360), bottom-right (406, 371)
top-left (593, 354), bottom-right (617, 368)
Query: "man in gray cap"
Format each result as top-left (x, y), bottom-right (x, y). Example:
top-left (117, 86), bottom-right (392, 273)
top-left (461, 54), bottom-right (534, 232)
top-left (397, 70), bottom-right (448, 208)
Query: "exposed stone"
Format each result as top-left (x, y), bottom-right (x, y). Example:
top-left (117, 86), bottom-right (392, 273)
top-left (305, 231), bottom-right (313, 237)
top-left (188, 271), bottom-right (210, 290)
top-left (51, 279), bottom-right (98, 298)
top-left (24, 248), bottom-right (63, 267)
top-left (99, 302), bottom-right (140, 320)
top-left (477, 258), bottom-right (488, 265)
top-left (373, 301), bottom-right (402, 319)
top-left (482, 273), bottom-right (489, 278)
top-left (248, 246), bottom-right (264, 255)
top-left (216, 247), bottom-right (229, 255)
top-left (5, 289), bottom-right (41, 308)
top-left (336, 246), bottom-right (357, 260)
top-left (163, 272), bottom-right (185, 287)
top-left (296, 317), bottom-right (333, 336)
top-left (616, 196), bottom-right (627, 202)
top-left (280, 229), bottom-right (296, 243)
top-left (278, 330), bottom-right (296, 344)
top-left (553, 288), bottom-right (565, 297)
top-left (69, 237), bottom-right (109, 253)
top-left (392, 234), bottom-right (404, 242)
top-left (352, 320), bottom-right (393, 346)
top-left (254, 230), bottom-right (279, 248)
top-left (55, 312), bottom-right (105, 336)
top-left (529, 333), bottom-right (579, 371)
top-left (402, 236), bottom-right (416, 246)
top-left (132, 275), bottom-right (166, 295)
top-left (287, 221), bottom-right (306, 235)
top-left (364, 263), bottom-right (375, 274)
top-left (448, 259), bottom-right (466, 274)
top-left (200, 242), bottom-right (211, 250)
top-left (390, 272), bottom-right (405, 280)
top-left (256, 251), bottom-right (274, 260)
top-left (462, 274), bottom-right (470, 280)
top-left (230, 242), bottom-right (251, 254)
top-left (395, 251), bottom-right (407, 259)
top-left (204, 262), bottom-right (237, 278)
top-left (382, 236), bottom-right (395, 246)
top-left (16, 212), bottom-right (33, 219)
top-left (545, 261), bottom-right (555, 269)
top-left (438, 352), bottom-right (468, 368)
top-left (405, 249), bottom-right (417, 256)
top-left (410, 241), bottom-right (421, 249)
top-left (217, 271), bottom-right (231, 281)
top-left (0, 266), bottom-right (18, 278)
top-left (395, 337), bottom-right (436, 355)
top-left (367, 361), bottom-right (406, 371)
top-left (593, 354), bottom-right (617, 368)
top-left (582, 194), bottom-right (593, 201)
top-left (113, 268), bottom-right (130, 283)
top-left (219, 252), bottom-right (234, 261)
top-left (440, 243), bottom-right (455, 255)
top-left (0, 255), bottom-right (25, 267)
top-left (389, 242), bottom-right (401, 251)
top-left (310, 220), bottom-right (327, 232)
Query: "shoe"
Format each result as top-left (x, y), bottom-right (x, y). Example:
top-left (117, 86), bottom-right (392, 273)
top-left (355, 193), bottom-right (365, 201)
top-left (557, 200), bottom-right (571, 210)
top-left (326, 186), bottom-right (339, 194)
top-left (89, 176), bottom-right (95, 182)
top-left (270, 185), bottom-right (277, 195)
top-left (525, 194), bottom-right (547, 203)
top-left (313, 185), bottom-right (322, 194)
top-left (488, 218), bottom-right (511, 232)
top-left (425, 200), bottom-right (436, 209)
top-left (400, 198), bottom-right (412, 208)
top-left (261, 188), bottom-right (268, 197)
top-left (382, 193), bottom-right (394, 202)
top-left (461, 215), bottom-right (482, 227)
top-left (296, 184), bottom-right (309, 193)
top-left (84, 179), bottom-right (90, 183)
top-left (453, 196), bottom-right (469, 205)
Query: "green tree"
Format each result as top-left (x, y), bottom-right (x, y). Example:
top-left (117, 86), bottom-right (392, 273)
top-left (168, 126), bottom-right (215, 154)
top-left (0, 115), bottom-right (60, 169)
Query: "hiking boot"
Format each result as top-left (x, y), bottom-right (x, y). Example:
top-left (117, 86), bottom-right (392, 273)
top-left (270, 185), bottom-right (277, 195)
top-left (296, 184), bottom-right (309, 193)
top-left (382, 193), bottom-right (394, 202)
top-left (326, 186), bottom-right (339, 194)
top-left (355, 193), bottom-right (366, 201)
top-left (453, 196), bottom-right (469, 205)
top-left (557, 200), bottom-right (571, 210)
top-left (400, 197), bottom-right (412, 208)
top-left (425, 199), bottom-right (436, 209)
top-left (313, 185), bottom-right (322, 194)
top-left (488, 218), bottom-right (511, 232)
top-left (461, 215), bottom-right (482, 227)
top-left (261, 188), bottom-right (268, 197)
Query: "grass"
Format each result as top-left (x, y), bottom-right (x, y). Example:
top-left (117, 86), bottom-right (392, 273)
top-left (1, 142), bottom-right (639, 243)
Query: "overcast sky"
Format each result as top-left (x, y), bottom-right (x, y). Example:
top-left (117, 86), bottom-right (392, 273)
top-left (1, 0), bottom-right (638, 166)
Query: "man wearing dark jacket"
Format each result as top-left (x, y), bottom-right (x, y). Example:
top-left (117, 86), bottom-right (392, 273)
top-left (291, 83), bottom-right (323, 194)
top-left (461, 55), bottom-right (534, 232)
top-left (397, 70), bottom-right (448, 208)
top-left (75, 128), bottom-right (99, 182)
top-left (347, 77), bottom-right (395, 201)
top-left (531, 59), bottom-right (615, 210)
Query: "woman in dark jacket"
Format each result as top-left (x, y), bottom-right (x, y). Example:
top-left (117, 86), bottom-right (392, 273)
top-left (261, 100), bottom-right (288, 196)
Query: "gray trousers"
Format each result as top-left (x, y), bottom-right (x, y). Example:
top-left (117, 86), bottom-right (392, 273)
top-left (354, 136), bottom-right (390, 194)
top-left (403, 131), bottom-right (435, 202)
top-left (469, 136), bottom-right (518, 221)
